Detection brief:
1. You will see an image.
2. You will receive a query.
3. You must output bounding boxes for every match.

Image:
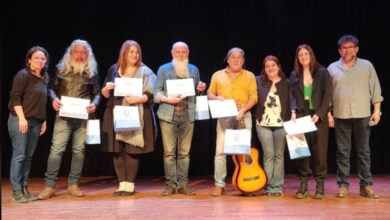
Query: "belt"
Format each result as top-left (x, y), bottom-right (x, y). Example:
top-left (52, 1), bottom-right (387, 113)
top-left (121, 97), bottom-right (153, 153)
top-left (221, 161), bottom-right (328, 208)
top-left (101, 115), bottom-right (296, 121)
top-left (174, 106), bottom-right (187, 110)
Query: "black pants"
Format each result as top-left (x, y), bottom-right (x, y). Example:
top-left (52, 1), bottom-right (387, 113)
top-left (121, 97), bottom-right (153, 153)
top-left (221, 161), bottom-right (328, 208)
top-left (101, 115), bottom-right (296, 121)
top-left (296, 101), bottom-right (329, 183)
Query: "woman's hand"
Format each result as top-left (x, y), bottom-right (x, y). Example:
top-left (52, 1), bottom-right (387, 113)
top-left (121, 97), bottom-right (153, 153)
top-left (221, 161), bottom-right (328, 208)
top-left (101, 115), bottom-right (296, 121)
top-left (19, 118), bottom-right (28, 133)
top-left (40, 121), bottom-right (47, 135)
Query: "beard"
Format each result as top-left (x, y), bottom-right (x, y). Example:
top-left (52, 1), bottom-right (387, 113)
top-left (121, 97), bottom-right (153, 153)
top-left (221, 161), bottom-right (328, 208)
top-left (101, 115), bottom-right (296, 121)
top-left (70, 59), bottom-right (88, 75)
top-left (172, 58), bottom-right (189, 78)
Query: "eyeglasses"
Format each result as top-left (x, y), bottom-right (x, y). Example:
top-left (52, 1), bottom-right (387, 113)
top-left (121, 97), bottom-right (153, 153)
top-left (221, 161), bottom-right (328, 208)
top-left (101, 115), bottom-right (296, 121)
top-left (340, 46), bottom-right (356, 51)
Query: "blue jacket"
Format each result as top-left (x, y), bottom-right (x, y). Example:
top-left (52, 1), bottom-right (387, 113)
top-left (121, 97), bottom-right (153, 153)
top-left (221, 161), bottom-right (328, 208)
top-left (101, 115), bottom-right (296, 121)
top-left (153, 62), bottom-right (200, 122)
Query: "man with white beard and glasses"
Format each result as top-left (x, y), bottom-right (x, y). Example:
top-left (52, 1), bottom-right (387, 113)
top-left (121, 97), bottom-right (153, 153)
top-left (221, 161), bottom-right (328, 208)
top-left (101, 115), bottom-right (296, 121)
top-left (37, 39), bottom-right (101, 200)
top-left (153, 41), bottom-right (206, 196)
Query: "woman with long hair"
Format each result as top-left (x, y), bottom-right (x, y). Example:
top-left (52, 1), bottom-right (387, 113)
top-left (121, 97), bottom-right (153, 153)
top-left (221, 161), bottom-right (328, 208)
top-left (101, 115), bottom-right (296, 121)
top-left (290, 44), bottom-right (331, 199)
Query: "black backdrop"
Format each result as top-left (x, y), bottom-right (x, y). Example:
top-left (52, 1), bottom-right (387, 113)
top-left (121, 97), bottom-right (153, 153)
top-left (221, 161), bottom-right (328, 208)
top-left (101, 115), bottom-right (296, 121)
top-left (1, 0), bottom-right (390, 179)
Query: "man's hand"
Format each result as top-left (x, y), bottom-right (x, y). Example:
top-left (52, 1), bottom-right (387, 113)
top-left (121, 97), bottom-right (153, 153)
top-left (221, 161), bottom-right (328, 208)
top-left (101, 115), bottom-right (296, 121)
top-left (86, 103), bottom-right (96, 113)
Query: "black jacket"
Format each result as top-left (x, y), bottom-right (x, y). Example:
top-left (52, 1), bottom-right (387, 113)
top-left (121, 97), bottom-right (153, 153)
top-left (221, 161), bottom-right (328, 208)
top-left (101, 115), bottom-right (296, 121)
top-left (289, 67), bottom-right (331, 120)
top-left (253, 76), bottom-right (297, 122)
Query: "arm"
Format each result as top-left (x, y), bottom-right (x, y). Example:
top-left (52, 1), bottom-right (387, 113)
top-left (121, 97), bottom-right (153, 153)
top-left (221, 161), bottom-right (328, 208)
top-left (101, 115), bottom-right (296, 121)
top-left (368, 62), bottom-right (383, 126)
top-left (314, 69), bottom-right (332, 123)
top-left (14, 106), bottom-right (28, 133)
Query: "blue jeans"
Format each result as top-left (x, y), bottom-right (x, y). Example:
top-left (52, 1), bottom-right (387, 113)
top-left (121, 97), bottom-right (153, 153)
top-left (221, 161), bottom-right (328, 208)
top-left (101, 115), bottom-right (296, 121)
top-left (159, 110), bottom-right (194, 188)
top-left (256, 125), bottom-right (286, 193)
top-left (214, 112), bottom-right (252, 188)
top-left (45, 116), bottom-right (86, 188)
top-left (335, 117), bottom-right (372, 189)
top-left (8, 114), bottom-right (43, 191)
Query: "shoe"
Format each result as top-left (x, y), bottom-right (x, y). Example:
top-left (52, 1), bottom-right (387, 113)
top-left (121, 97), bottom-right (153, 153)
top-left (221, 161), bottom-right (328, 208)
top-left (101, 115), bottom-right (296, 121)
top-left (360, 186), bottom-right (379, 199)
top-left (336, 187), bottom-right (348, 198)
top-left (23, 186), bottom-right (38, 201)
top-left (211, 186), bottom-right (224, 196)
top-left (314, 182), bottom-right (325, 200)
top-left (162, 186), bottom-right (176, 196)
top-left (264, 191), bottom-right (273, 196)
top-left (37, 187), bottom-right (55, 200)
top-left (113, 182), bottom-right (126, 197)
top-left (295, 181), bottom-right (309, 199)
top-left (67, 185), bottom-right (84, 197)
top-left (177, 185), bottom-right (195, 196)
top-left (122, 182), bottom-right (135, 196)
top-left (11, 190), bottom-right (28, 203)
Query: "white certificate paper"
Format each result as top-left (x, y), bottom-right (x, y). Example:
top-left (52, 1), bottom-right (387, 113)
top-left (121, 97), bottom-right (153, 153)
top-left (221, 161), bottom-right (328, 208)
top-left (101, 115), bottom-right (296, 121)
top-left (282, 115), bottom-right (317, 135)
top-left (166, 78), bottom-right (195, 97)
top-left (59, 96), bottom-right (90, 120)
top-left (114, 78), bottom-right (143, 97)
top-left (208, 99), bottom-right (238, 118)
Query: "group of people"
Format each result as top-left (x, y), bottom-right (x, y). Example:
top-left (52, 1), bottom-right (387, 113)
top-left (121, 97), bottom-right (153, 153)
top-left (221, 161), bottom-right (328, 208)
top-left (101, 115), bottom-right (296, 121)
top-left (8, 34), bottom-right (383, 203)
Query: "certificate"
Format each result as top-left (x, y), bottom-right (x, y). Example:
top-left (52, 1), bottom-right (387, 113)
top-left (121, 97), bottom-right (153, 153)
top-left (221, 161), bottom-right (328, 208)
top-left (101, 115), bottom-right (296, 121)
top-left (208, 99), bottom-right (238, 118)
top-left (166, 78), bottom-right (195, 97)
top-left (282, 115), bottom-right (317, 135)
top-left (59, 96), bottom-right (90, 120)
top-left (114, 77), bottom-right (143, 97)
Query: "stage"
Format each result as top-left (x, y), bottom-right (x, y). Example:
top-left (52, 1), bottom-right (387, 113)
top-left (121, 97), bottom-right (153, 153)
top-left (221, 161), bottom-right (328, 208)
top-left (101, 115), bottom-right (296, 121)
top-left (2, 174), bottom-right (390, 219)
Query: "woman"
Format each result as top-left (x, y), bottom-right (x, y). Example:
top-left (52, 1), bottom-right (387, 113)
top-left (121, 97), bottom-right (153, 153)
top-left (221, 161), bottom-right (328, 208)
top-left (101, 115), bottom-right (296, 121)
top-left (8, 46), bottom-right (50, 203)
top-left (290, 44), bottom-right (331, 199)
top-left (254, 55), bottom-right (297, 196)
top-left (101, 40), bottom-right (156, 196)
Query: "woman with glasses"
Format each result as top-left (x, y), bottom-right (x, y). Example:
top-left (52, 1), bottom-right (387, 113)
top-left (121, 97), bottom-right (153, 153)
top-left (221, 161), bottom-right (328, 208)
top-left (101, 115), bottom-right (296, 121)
top-left (8, 46), bottom-right (50, 203)
top-left (289, 44), bottom-right (331, 199)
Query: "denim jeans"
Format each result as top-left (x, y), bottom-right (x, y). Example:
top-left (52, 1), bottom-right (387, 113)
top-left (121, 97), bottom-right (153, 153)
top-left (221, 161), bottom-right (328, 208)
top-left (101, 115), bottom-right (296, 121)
top-left (45, 116), bottom-right (86, 188)
top-left (256, 125), bottom-right (286, 193)
top-left (335, 117), bottom-right (372, 189)
top-left (8, 114), bottom-right (43, 191)
top-left (214, 112), bottom-right (252, 188)
top-left (159, 110), bottom-right (194, 188)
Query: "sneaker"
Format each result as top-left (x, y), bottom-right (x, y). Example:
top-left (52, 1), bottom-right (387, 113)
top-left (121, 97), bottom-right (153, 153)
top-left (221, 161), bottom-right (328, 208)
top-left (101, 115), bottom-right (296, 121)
top-left (11, 190), bottom-right (28, 203)
top-left (211, 186), bottom-right (224, 196)
top-left (177, 185), bottom-right (195, 196)
top-left (360, 186), bottom-right (379, 199)
top-left (162, 186), bottom-right (176, 196)
top-left (336, 187), bottom-right (348, 198)
top-left (23, 186), bottom-right (38, 201)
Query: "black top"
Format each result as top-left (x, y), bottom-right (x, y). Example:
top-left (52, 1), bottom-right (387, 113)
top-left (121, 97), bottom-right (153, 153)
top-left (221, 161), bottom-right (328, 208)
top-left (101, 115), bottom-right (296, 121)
top-left (253, 76), bottom-right (297, 122)
top-left (289, 67), bottom-right (331, 120)
top-left (8, 68), bottom-right (48, 120)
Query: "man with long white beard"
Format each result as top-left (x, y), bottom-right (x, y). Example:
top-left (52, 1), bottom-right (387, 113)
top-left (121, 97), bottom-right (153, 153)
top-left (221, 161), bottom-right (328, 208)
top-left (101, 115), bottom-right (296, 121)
top-left (37, 39), bottom-right (101, 199)
top-left (154, 41), bottom-right (206, 196)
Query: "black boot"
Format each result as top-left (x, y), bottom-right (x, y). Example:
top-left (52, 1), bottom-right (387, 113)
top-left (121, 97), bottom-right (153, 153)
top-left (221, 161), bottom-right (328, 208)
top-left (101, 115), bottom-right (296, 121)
top-left (314, 181), bottom-right (325, 199)
top-left (295, 180), bottom-right (309, 199)
top-left (23, 186), bottom-right (38, 201)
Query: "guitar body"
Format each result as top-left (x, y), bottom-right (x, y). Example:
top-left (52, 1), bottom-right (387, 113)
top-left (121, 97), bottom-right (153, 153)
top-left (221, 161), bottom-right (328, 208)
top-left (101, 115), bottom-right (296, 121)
top-left (232, 147), bottom-right (267, 194)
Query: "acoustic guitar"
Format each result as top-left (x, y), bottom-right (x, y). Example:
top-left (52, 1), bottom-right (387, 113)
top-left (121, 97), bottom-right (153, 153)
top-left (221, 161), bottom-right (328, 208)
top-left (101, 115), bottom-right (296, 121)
top-left (232, 147), bottom-right (267, 194)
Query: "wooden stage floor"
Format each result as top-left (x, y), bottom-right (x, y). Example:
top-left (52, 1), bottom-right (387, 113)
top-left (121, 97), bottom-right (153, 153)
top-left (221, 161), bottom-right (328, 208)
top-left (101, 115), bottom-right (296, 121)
top-left (2, 174), bottom-right (390, 219)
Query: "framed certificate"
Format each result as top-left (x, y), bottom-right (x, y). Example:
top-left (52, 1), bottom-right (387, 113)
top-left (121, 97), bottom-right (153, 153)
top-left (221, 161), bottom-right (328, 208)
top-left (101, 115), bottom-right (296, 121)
top-left (59, 96), bottom-right (90, 120)
top-left (166, 78), bottom-right (195, 97)
top-left (114, 77), bottom-right (143, 97)
top-left (208, 99), bottom-right (238, 118)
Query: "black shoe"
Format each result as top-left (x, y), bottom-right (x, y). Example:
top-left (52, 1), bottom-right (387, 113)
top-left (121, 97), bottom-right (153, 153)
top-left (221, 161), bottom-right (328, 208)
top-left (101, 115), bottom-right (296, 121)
top-left (122, 191), bottom-right (135, 196)
top-left (23, 186), bottom-right (37, 201)
top-left (12, 190), bottom-right (28, 203)
top-left (295, 181), bottom-right (309, 199)
top-left (162, 186), bottom-right (176, 196)
top-left (177, 185), bottom-right (195, 196)
top-left (112, 191), bottom-right (123, 197)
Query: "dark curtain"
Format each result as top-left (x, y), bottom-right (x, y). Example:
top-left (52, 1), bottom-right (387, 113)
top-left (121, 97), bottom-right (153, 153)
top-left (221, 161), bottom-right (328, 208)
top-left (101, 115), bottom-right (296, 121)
top-left (1, 0), bottom-right (389, 178)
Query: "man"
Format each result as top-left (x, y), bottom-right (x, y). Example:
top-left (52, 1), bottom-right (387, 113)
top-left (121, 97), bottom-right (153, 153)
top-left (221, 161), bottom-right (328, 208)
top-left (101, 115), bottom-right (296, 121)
top-left (37, 39), bottom-right (101, 199)
top-left (207, 47), bottom-right (258, 196)
top-left (153, 41), bottom-right (206, 196)
top-left (328, 35), bottom-right (383, 199)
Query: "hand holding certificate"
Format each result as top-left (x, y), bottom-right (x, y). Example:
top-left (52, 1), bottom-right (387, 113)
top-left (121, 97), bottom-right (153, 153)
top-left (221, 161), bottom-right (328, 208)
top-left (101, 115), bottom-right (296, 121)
top-left (282, 115), bottom-right (317, 135)
top-left (208, 99), bottom-right (238, 118)
top-left (166, 78), bottom-right (195, 97)
top-left (59, 96), bottom-right (90, 120)
top-left (114, 77), bottom-right (143, 97)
